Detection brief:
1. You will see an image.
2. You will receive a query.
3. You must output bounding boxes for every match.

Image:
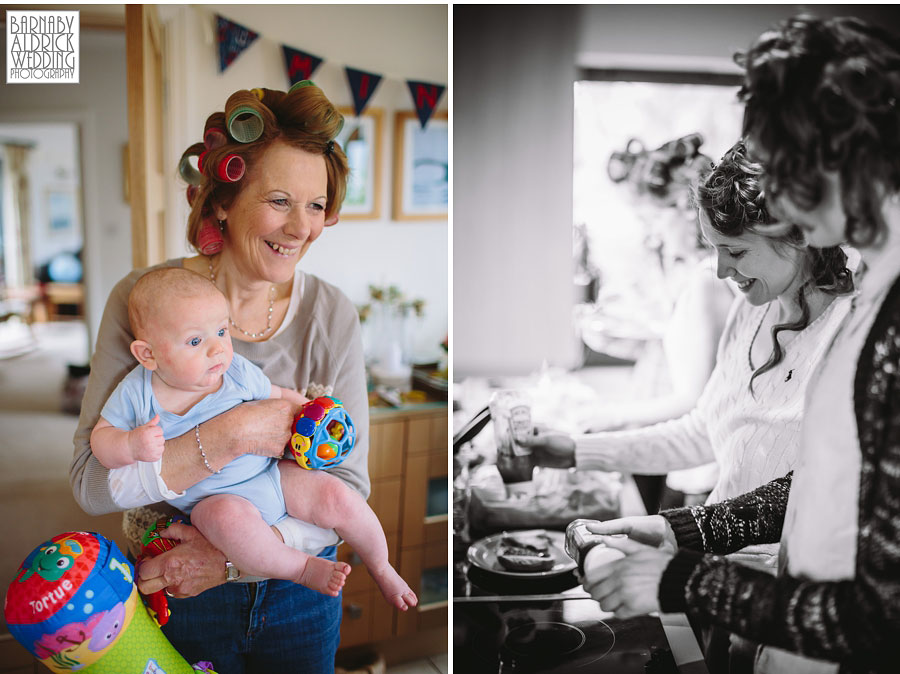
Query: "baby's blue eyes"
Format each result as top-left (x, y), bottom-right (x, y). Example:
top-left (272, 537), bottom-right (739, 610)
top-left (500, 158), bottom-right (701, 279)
top-left (218, 328), bottom-right (226, 337)
top-left (189, 337), bottom-right (201, 346)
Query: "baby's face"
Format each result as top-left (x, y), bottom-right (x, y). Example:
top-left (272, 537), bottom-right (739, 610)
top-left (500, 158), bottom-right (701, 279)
top-left (147, 290), bottom-right (233, 392)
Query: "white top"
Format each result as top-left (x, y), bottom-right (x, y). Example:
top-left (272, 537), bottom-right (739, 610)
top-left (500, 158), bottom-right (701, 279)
top-left (576, 293), bottom-right (852, 569)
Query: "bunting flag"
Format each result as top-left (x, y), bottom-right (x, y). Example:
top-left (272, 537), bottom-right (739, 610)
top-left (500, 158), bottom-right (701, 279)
top-left (406, 81), bottom-right (446, 128)
top-left (281, 46), bottom-right (323, 86)
top-left (216, 15), bottom-right (259, 72)
top-left (344, 67), bottom-right (383, 117)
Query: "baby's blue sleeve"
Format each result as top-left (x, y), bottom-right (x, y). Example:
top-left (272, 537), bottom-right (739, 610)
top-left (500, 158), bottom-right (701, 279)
top-left (232, 353), bottom-right (272, 401)
top-left (99, 372), bottom-right (143, 431)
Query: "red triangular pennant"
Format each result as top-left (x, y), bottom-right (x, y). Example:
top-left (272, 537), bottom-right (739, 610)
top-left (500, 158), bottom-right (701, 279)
top-left (216, 15), bottom-right (259, 72)
top-left (281, 46), bottom-right (324, 87)
top-left (344, 67), bottom-right (383, 117)
top-left (406, 81), bottom-right (446, 128)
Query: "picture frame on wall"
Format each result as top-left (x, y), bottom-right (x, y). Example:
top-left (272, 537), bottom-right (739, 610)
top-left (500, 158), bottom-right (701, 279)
top-left (45, 187), bottom-right (78, 235)
top-left (337, 107), bottom-right (383, 220)
top-left (392, 110), bottom-right (448, 221)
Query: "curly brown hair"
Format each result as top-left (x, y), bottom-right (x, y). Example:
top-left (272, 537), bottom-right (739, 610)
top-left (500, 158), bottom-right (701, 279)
top-left (179, 84), bottom-right (349, 253)
top-left (737, 15), bottom-right (900, 247)
top-left (695, 140), bottom-right (854, 394)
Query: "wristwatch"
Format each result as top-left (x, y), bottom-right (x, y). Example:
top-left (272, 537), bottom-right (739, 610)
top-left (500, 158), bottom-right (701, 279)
top-left (225, 560), bottom-right (242, 582)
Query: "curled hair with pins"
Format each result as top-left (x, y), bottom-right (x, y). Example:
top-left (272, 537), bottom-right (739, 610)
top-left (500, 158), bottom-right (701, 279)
top-left (695, 140), bottom-right (854, 394)
top-left (737, 14), bottom-right (900, 247)
top-left (609, 133), bottom-right (713, 208)
top-left (179, 83), bottom-right (349, 253)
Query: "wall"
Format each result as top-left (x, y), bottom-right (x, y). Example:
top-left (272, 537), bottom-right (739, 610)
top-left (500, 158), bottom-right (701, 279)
top-left (0, 28), bottom-right (130, 351)
top-left (576, 4), bottom-right (900, 71)
top-left (453, 5), bottom-right (581, 377)
top-left (160, 5), bottom-right (448, 361)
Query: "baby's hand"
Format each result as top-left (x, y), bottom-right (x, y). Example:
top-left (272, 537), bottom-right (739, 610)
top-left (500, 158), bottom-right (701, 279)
top-left (129, 414), bottom-right (165, 462)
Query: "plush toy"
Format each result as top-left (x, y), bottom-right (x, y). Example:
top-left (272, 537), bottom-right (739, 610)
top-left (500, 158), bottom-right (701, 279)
top-left (5, 531), bottom-right (215, 673)
top-left (288, 396), bottom-right (356, 470)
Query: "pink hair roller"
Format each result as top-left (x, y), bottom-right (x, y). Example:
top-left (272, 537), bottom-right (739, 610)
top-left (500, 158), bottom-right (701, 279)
top-left (204, 127), bottom-right (227, 150)
top-left (197, 217), bottom-right (224, 256)
top-left (197, 151), bottom-right (208, 174)
top-left (217, 154), bottom-right (245, 182)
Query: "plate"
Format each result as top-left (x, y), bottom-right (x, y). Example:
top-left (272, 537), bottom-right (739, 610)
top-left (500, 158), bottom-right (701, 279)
top-left (467, 529), bottom-right (577, 578)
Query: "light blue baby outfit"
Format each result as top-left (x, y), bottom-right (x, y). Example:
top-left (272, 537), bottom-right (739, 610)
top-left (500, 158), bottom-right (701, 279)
top-left (100, 353), bottom-right (289, 525)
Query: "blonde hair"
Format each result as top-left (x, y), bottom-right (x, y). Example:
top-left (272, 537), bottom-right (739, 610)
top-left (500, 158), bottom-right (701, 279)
top-left (180, 84), bottom-right (349, 253)
top-left (128, 268), bottom-right (221, 340)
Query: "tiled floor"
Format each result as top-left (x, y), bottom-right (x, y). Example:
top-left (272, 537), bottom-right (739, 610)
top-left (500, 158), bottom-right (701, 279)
top-left (386, 652), bottom-right (448, 674)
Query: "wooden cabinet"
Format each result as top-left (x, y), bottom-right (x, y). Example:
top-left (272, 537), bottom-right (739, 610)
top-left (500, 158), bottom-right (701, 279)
top-left (337, 404), bottom-right (448, 650)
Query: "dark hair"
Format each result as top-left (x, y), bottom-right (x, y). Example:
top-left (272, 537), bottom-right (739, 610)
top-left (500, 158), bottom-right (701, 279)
top-left (737, 14), bottom-right (900, 247)
top-left (695, 140), bottom-right (854, 394)
top-left (179, 84), bottom-right (349, 253)
top-left (609, 133), bottom-right (713, 209)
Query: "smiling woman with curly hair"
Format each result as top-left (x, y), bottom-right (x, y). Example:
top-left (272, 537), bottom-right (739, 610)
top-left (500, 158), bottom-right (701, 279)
top-left (564, 14), bottom-right (900, 674)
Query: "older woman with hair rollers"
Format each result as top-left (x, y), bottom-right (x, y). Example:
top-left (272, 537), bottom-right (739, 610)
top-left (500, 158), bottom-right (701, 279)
top-left (70, 82), bottom-right (367, 672)
top-left (579, 14), bottom-right (900, 674)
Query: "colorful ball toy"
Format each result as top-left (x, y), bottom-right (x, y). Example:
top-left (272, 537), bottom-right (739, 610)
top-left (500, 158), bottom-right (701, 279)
top-left (5, 531), bottom-right (216, 673)
top-left (288, 396), bottom-right (356, 470)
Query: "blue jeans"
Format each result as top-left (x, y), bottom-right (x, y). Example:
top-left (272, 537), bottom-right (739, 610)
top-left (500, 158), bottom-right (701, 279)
top-left (160, 547), bottom-right (341, 674)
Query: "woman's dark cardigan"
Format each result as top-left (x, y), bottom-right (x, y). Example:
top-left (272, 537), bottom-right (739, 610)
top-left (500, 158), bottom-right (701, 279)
top-left (658, 273), bottom-right (900, 672)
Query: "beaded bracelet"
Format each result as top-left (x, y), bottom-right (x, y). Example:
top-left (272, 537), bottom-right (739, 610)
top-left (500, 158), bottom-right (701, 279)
top-left (195, 425), bottom-right (220, 474)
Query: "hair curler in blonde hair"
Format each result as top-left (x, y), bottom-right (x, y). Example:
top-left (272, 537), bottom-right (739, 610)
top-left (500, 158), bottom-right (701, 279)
top-left (225, 90), bottom-right (265, 143)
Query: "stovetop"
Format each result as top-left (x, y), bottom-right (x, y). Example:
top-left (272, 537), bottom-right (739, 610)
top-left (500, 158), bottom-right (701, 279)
top-left (455, 547), bottom-right (676, 673)
top-left (455, 598), bottom-right (674, 673)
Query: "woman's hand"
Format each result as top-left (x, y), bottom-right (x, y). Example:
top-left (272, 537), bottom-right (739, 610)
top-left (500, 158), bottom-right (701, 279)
top-left (520, 427), bottom-right (576, 468)
top-left (226, 398), bottom-right (296, 458)
top-left (136, 522), bottom-right (227, 598)
top-left (581, 536), bottom-right (673, 618)
top-left (587, 515), bottom-right (678, 552)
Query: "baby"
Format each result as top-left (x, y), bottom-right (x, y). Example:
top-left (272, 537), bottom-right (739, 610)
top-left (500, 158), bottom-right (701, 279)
top-left (91, 267), bottom-right (416, 610)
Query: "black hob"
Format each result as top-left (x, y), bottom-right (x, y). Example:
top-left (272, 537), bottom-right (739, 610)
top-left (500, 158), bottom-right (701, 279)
top-left (455, 597), bottom-right (674, 673)
top-left (455, 552), bottom-right (676, 673)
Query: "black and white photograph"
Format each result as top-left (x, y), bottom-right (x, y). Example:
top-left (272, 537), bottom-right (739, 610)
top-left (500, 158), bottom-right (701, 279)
top-left (453, 4), bottom-right (900, 674)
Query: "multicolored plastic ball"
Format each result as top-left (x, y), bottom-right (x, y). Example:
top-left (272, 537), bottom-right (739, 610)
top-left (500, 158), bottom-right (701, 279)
top-left (288, 396), bottom-right (355, 470)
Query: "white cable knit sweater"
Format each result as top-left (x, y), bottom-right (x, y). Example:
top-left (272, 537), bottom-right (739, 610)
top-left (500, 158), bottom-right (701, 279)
top-left (576, 293), bottom-right (852, 557)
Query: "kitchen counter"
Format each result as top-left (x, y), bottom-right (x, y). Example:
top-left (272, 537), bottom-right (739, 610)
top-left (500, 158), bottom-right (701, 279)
top-left (453, 371), bottom-right (708, 673)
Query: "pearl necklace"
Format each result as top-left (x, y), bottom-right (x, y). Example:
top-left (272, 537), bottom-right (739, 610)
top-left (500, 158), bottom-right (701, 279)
top-left (208, 257), bottom-right (275, 339)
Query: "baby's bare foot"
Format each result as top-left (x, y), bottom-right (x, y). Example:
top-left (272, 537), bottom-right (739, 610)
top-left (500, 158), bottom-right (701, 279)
top-left (369, 565), bottom-right (418, 610)
top-left (297, 557), bottom-right (351, 597)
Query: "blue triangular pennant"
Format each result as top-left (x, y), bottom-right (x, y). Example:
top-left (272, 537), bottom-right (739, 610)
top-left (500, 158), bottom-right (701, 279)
top-left (344, 67), bottom-right (383, 117)
top-left (406, 81), bottom-right (446, 128)
top-left (281, 46), bottom-right (324, 87)
top-left (216, 15), bottom-right (259, 73)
